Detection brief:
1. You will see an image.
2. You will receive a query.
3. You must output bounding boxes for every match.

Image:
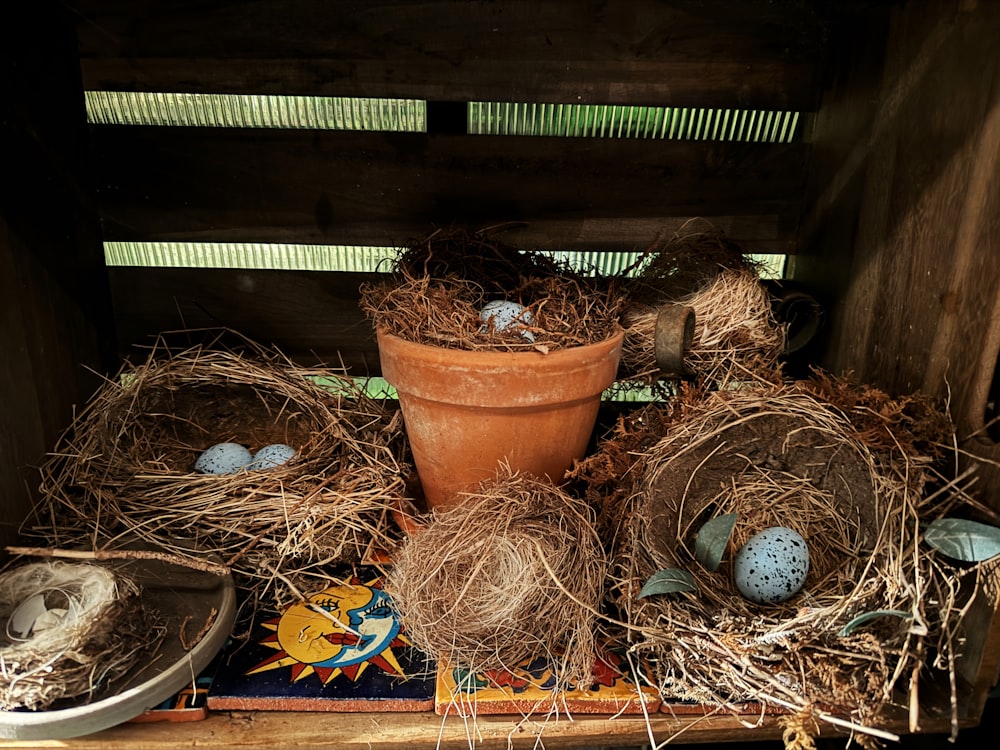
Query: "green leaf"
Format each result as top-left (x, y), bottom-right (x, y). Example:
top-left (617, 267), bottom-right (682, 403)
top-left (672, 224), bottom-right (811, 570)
top-left (637, 568), bottom-right (697, 599)
top-left (924, 517), bottom-right (1000, 562)
top-left (838, 610), bottom-right (913, 637)
top-left (694, 512), bottom-right (738, 572)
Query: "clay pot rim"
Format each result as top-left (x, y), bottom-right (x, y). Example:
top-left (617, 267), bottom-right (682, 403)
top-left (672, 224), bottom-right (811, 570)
top-left (377, 327), bottom-right (624, 406)
top-left (375, 327), bottom-right (624, 363)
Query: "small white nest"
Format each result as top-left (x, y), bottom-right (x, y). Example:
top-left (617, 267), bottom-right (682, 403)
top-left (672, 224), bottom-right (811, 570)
top-left (0, 561), bottom-right (158, 711)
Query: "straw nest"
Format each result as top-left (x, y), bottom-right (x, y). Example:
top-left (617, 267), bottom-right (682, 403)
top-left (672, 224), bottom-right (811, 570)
top-left (605, 375), bottom-right (983, 741)
top-left (0, 561), bottom-right (161, 711)
top-left (619, 225), bottom-right (784, 386)
top-left (28, 333), bottom-right (407, 607)
top-left (360, 227), bottom-right (626, 351)
top-left (387, 467), bottom-right (605, 693)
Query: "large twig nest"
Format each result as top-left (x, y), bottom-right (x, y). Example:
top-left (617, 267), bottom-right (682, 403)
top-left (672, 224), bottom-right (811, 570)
top-left (0, 561), bottom-right (160, 711)
top-left (387, 467), bottom-right (606, 692)
top-left (28, 333), bottom-right (407, 606)
top-left (603, 376), bottom-right (985, 741)
top-left (360, 227), bottom-right (626, 352)
top-left (619, 225), bottom-right (784, 386)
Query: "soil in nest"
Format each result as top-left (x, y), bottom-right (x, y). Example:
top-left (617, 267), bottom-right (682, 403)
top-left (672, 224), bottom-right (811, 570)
top-left (118, 382), bottom-right (323, 472)
top-left (640, 409), bottom-right (883, 603)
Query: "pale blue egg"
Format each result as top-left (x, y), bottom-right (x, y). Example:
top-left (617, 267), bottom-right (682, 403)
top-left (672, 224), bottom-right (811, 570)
top-left (479, 300), bottom-right (536, 342)
top-left (194, 442), bottom-right (253, 474)
top-left (247, 443), bottom-right (297, 471)
top-left (734, 526), bottom-right (810, 604)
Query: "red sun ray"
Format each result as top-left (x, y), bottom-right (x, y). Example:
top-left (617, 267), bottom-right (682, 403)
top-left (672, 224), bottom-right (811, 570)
top-left (313, 666), bottom-right (337, 684)
top-left (250, 650), bottom-right (293, 671)
top-left (369, 653), bottom-right (405, 677)
top-left (340, 663), bottom-right (362, 681)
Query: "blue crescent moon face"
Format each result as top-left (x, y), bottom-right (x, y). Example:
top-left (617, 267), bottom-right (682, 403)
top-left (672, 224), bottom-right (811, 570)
top-left (314, 587), bottom-right (400, 668)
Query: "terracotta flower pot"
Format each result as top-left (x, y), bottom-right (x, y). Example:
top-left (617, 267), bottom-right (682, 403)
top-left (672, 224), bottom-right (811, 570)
top-left (377, 329), bottom-right (623, 511)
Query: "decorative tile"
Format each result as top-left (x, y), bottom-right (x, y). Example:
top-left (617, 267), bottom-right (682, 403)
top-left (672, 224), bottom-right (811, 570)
top-left (435, 645), bottom-right (661, 717)
top-left (207, 568), bottom-right (436, 712)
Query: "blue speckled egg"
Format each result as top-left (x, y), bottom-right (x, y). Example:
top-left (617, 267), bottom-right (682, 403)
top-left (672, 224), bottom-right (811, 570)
top-left (194, 442), bottom-right (252, 474)
top-left (733, 526), bottom-right (810, 604)
top-left (479, 300), bottom-right (535, 342)
top-left (247, 443), bottom-right (297, 471)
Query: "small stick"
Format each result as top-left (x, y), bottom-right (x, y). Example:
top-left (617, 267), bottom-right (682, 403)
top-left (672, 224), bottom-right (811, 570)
top-left (5, 546), bottom-right (231, 577)
top-left (267, 565), bottom-right (362, 637)
top-left (180, 607), bottom-right (218, 651)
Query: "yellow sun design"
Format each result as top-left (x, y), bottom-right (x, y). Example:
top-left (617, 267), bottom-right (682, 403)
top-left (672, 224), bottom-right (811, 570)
top-left (246, 576), bottom-right (412, 685)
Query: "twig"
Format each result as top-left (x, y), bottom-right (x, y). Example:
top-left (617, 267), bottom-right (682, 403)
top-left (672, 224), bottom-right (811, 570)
top-left (5, 546), bottom-right (230, 577)
top-left (180, 607), bottom-right (218, 651)
top-left (266, 565), bottom-right (361, 637)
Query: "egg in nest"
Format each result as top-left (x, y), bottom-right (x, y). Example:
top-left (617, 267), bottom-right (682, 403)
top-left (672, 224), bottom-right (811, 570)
top-left (733, 526), bottom-right (810, 604)
top-left (194, 442), bottom-right (253, 474)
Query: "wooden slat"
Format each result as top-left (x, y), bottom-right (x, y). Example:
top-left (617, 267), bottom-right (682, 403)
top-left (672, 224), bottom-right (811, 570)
top-left (792, 0), bottom-right (1000, 721)
top-left (796, 0), bottom-right (1000, 454)
top-left (71, 0), bottom-right (830, 109)
top-left (91, 128), bottom-right (806, 249)
top-left (0, 703), bottom-right (965, 750)
top-left (2, 3), bottom-right (115, 544)
top-left (109, 268), bottom-right (382, 372)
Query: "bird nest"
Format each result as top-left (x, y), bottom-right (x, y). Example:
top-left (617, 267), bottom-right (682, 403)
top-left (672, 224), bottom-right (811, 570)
top-left (0, 561), bottom-right (160, 711)
top-left (599, 376), bottom-right (986, 742)
top-left (619, 225), bottom-right (783, 386)
top-left (387, 467), bottom-right (606, 694)
top-left (359, 227), bottom-right (626, 352)
top-left (28, 334), bottom-right (407, 607)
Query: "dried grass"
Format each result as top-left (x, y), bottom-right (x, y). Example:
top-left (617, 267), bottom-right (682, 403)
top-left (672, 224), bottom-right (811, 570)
top-left (620, 224), bottom-right (783, 386)
top-left (0, 561), bottom-right (161, 710)
top-left (360, 227), bottom-right (626, 351)
top-left (387, 467), bottom-right (605, 693)
top-left (590, 377), bottom-right (988, 741)
top-left (26, 332), bottom-right (408, 609)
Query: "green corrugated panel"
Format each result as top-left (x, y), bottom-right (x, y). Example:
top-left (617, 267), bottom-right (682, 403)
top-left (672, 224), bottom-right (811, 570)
top-left (86, 91), bottom-right (427, 132)
top-left (103, 242), bottom-right (401, 272)
top-left (468, 102), bottom-right (798, 142)
top-left (105, 242), bottom-right (785, 279)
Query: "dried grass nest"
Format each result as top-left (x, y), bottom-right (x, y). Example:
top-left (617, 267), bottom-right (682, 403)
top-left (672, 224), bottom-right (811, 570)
top-left (619, 224), bottom-right (784, 386)
top-left (590, 375), bottom-right (987, 742)
top-left (28, 333), bottom-right (407, 607)
top-left (360, 227), bottom-right (626, 352)
top-left (0, 561), bottom-right (161, 711)
top-left (387, 467), bottom-right (605, 694)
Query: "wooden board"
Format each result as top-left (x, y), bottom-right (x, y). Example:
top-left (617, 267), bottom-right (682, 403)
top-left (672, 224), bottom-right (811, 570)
top-left (73, 0), bottom-right (830, 109)
top-left (90, 128), bottom-right (806, 247)
top-left (108, 268), bottom-right (381, 371)
top-left (1, 3), bottom-right (116, 545)
top-left (0, 704), bottom-right (967, 749)
top-left (789, 0), bottom-right (1000, 720)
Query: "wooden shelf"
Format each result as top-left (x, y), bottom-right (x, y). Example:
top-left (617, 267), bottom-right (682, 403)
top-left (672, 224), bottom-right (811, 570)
top-left (0, 707), bottom-right (963, 750)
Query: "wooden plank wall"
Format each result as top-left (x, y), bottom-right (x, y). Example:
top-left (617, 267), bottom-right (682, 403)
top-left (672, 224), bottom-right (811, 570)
top-left (1, 6), bottom-right (115, 538)
top-left (65, 0), bottom-right (837, 368)
top-left (72, 0), bottom-right (828, 105)
top-left (794, 0), bottom-right (1000, 510)
top-left (792, 0), bottom-right (1000, 714)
